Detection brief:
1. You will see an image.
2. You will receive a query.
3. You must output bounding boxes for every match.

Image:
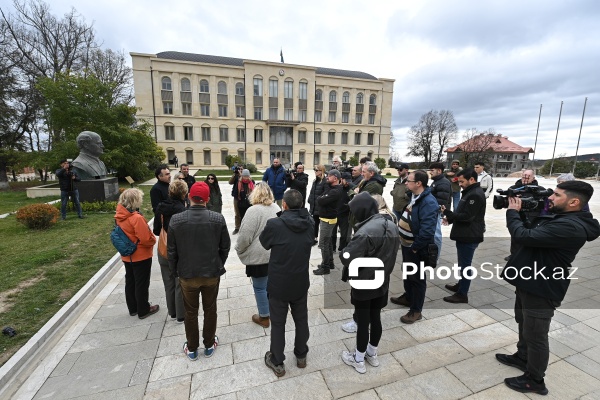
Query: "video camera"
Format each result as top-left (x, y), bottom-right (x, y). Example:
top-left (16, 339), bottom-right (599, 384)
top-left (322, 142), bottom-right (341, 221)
top-left (493, 185), bottom-right (554, 211)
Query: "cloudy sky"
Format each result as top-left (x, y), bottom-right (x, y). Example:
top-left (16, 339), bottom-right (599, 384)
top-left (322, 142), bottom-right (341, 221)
top-left (2, 0), bottom-right (599, 161)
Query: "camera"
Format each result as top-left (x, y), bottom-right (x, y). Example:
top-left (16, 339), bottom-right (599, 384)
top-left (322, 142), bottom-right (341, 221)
top-left (285, 168), bottom-right (297, 178)
top-left (493, 185), bottom-right (554, 211)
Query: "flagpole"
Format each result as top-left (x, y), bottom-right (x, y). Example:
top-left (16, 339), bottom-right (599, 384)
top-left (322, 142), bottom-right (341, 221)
top-left (531, 104), bottom-right (542, 169)
top-left (571, 97), bottom-right (588, 174)
top-left (549, 101), bottom-right (563, 177)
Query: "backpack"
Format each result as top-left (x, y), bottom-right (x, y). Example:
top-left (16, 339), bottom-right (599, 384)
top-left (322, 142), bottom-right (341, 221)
top-left (110, 222), bottom-right (138, 258)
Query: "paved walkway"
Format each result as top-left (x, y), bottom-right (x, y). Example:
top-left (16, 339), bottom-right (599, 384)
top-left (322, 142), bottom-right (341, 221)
top-left (7, 176), bottom-right (600, 399)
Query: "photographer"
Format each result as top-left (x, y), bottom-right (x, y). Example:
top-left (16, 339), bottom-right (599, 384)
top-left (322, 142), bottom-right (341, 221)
top-left (496, 181), bottom-right (599, 396)
top-left (285, 163), bottom-right (308, 205)
top-left (504, 169), bottom-right (540, 261)
top-left (56, 159), bottom-right (83, 220)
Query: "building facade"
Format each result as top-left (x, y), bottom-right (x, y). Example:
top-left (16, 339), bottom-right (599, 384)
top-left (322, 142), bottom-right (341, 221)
top-left (130, 51), bottom-right (394, 169)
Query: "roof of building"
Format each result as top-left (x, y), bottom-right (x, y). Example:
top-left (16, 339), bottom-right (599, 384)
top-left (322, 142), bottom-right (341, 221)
top-left (446, 134), bottom-right (533, 154)
top-left (155, 51), bottom-right (379, 80)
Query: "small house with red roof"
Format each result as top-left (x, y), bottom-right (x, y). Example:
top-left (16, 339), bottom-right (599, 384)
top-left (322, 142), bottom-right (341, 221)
top-left (445, 134), bottom-right (533, 177)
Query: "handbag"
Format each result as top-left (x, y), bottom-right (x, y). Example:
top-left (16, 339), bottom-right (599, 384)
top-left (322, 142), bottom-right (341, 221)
top-left (158, 215), bottom-right (168, 258)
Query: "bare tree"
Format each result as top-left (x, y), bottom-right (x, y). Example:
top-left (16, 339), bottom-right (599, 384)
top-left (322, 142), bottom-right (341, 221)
top-left (406, 110), bottom-right (458, 165)
top-left (88, 48), bottom-right (133, 106)
top-left (457, 128), bottom-right (498, 168)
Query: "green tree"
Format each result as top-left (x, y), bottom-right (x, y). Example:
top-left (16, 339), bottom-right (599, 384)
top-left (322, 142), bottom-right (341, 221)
top-left (574, 162), bottom-right (596, 179)
top-left (348, 156), bottom-right (359, 167)
top-left (539, 154), bottom-right (571, 176)
top-left (374, 157), bottom-right (386, 171)
top-left (37, 72), bottom-right (163, 180)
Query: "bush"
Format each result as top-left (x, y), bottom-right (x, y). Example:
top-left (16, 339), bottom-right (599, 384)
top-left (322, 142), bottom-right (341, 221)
top-left (55, 201), bottom-right (118, 213)
top-left (16, 203), bottom-right (60, 229)
top-left (374, 157), bottom-right (387, 171)
top-left (245, 163), bottom-right (257, 173)
top-left (225, 155), bottom-right (242, 169)
top-left (385, 172), bottom-right (392, 176)
top-left (348, 156), bottom-right (359, 167)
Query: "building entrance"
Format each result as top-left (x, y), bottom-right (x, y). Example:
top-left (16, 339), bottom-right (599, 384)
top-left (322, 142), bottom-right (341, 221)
top-left (269, 126), bottom-right (293, 168)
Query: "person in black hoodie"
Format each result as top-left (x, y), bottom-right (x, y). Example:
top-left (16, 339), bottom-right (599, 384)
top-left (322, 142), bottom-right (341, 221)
top-left (154, 180), bottom-right (188, 322)
top-left (339, 192), bottom-right (400, 374)
top-left (259, 189), bottom-right (314, 377)
top-left (314, 169), bottom-right (344, 275)
top-left (496, 180), bottom-right (599, 396)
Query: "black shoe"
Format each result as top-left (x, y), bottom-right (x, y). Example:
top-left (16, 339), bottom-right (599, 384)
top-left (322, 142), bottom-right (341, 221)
top-left (129, 312), bottom-right (137, 316)
top-left (313, 267), bottom-right (330, 275)
top-left (139, 304), bottom-right (160, 319)
top-left (496, 353), bottom-right (527, 372)
top-left (233, 229), bottom-right (239, 235)
top-left (504, 255), bottom-right (511, 261)
top-left (312, 239), bottom-right (318, 246)
top-left (504, 373), bottom-right (548, 395)
top-left (444, 283), bottom-right (459, 292)
top-left (390, 294), bottom-right (410, 307)
top-left (443, 293), bottom-right (468, 304)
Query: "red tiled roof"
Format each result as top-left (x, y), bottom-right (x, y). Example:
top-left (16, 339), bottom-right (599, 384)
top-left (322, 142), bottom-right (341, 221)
top-left (446, 135), bottom-right (533, 154)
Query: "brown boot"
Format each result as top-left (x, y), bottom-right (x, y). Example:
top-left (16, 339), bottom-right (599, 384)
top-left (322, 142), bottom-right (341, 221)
top-left (444, 283), bottom-right (459, 292)
top-left (390, 294), bottom-right (410, 307)
top-left (252, 314), bottom-right (270, 328)
top-left (400, 311), bottom-right (422, 324)
top-left (443, 293), bottom-right (468, 304)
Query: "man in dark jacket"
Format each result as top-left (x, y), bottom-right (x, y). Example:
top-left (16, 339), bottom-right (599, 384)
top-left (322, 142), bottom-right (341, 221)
top-left (262, 158), bottom-right (287, 207)
top-left (229, 167), bottom-right (243, 234)
top-left (56, 159), bottom-right (83, 220)
top-left (307, 166), bottom-right (326, 244)
top-left (351, 166), bottom-right (363, 186)
top-left (286, 163), bottom-right (309, 205)
top-left (391, 170), bottom-right (439, 324)
top-left (339, 192), bottom-right (400, 373)
top-left (441, 168), bottom-right (486, 304)
top-left (314, 169), bottom-right (344, 275)
top-left (355, 161), bottom-right (387, 196)
top-left (168, 182), bottom-right (230, 361)
top-left (150, 164), bottom-right (171, 214)
top-left (504, 169), bottom-right (540, 261)
top-left (338, 172), bottom-right (356, 253)
top-left (260, 189), bottom-right (314, 377)
top-left (429, 162), bottom-right (452, 261)
top-left (180, 163), bottom-right (196, 190)
top-left (496, 181), bottom-right (599, 396)
top-left (390, 163), bottom-right (410, 222)
top-left (444, 160), bottom-right (463, 211)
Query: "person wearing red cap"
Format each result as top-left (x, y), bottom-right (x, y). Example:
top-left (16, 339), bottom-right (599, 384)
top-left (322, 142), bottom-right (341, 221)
top-left (168, 182), bottom-right (231, 361)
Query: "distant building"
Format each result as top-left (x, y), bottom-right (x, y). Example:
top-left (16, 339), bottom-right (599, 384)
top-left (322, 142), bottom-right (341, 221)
top-left (445, 134), bottom-right (533, 177)
top-left (130, 51), bottom-right (394, 169)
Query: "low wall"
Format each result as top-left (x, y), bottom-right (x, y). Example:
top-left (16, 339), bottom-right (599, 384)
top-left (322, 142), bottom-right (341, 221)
top-left (26, 184), bottom-right (61, 198)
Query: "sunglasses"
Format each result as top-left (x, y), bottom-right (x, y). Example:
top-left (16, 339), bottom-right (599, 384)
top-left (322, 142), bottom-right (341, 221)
top-left (208, 177), bottom-right (215, 180)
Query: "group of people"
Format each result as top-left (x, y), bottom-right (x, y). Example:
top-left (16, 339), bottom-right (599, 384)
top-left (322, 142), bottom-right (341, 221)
top-left (110, 158), bottom-right (598, 396)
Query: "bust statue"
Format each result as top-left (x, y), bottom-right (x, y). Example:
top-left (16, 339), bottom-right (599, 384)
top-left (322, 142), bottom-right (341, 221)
top-left (72, 131), bottom-right (108, 180)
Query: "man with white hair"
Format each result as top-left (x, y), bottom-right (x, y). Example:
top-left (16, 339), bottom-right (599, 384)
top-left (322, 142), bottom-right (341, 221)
top-left (355, 161), bottom-right (387, 196)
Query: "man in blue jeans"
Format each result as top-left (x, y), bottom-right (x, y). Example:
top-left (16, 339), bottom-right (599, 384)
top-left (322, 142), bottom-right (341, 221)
top-left (441, 168), bottom-right (486, 303)
top-left (56, 159), bottom-right (83, 220)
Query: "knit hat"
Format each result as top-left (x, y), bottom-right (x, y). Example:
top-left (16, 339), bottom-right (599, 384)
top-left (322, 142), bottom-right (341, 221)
top-left (241, 169), bottom-right (251, 177)
top-left (341, 172), bottom-right (352, 180)
top-left (189, 182), bottom-right (210, 202)
top-left (328, 169), bottom-right (341, 179)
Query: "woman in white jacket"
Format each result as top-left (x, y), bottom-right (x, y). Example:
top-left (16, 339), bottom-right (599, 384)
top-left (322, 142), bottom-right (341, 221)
top-left (235, 182), bottom-right (280, 328)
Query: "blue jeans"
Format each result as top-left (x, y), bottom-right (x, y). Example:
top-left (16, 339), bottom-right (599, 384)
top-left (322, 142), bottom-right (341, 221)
top-left (452, 191), bottom-right (461, 212)
top-left (456, 241), bottom-right (479, 295)
top-left (61, 190), bottom-right (82, 218)
top-left (252, 276), bottom-right (269, 317)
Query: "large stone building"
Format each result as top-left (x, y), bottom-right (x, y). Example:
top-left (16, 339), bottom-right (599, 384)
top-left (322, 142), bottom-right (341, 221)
top-left (130, 51), bottom-right (394, 169)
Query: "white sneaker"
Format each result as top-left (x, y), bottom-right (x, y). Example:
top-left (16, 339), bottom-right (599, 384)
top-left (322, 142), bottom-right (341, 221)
top-left (341, 320), bottom-right (357, 333)
top-left (365, 352), bottom-right (380, 367)
top-left (342, 350), bottom-right (366, 374)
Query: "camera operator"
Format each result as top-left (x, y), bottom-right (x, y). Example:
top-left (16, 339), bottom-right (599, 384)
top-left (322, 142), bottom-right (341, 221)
top-left (285, 163), bottom-right (308, 205)
top-left (496, 181), bottom-right (599, 396)
top-left (504, 169), bottom-right (540, 261)
top-left (56, 159), bottom-right (83, 220)
top-left (228, 165), bottom-right (245, 234)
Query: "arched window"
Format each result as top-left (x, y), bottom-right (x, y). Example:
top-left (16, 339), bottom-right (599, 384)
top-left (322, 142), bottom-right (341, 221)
top-left (235, 82), bottom-right (244, 96)
top-left (180, 78), bottom-right (191, 92)
top-left (253, 75), bottom-right (263, 96)
top-left (356, 92), bottom-right (364, 104)
top-left (161, 77), bottom-right (172, 90)
top-left (315, 89), bottom-right (322, 101)
top-left (329, 90), bottom-right (337, 102)
top-left (342, 91), bottom-right (350, 103)
top-left (218, 81), bottom-right (227, 94)
top-left (200, 79), bottom-right (209, 93)
top-left (369, 94), bottom-right (377, 105)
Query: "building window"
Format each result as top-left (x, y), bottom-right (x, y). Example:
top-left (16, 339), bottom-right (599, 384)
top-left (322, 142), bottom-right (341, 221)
top-left (314, 152), bottom-right (320, 166)
top-left (236, 106), bottom-right (245, 118)
top-left (329, 151), bottom-right (334, 163)
top-left (299, 109), bottom-right (307, 122)
top-left (202, 126), bottom-right (211, 141)
top-left (298, 130), bottom-right (306, 144)
top-left (328, 131), bottom-right (335, 144)
top-left (164, 125), bottom-right (174, 140)
top-left (356, 92), bottom-right (363, 104)
top-left (181, 78), bottom-right (192, 115)
top-left (315, 111), bottom-right (322, 122)
top-left (284, 80), bottom-right (293, 98)
top-left (221, 150), bottom-right (228, 165)
top-left (354, 132), bottom-right (361, 145)
top-left (269, 79), bottom-right (278, 97)
top-left (219, 127), bottom-right (229, 142)
top-left (254, 107), bottom-right (263, 120)
top-left (186, 149), bottom-right (193, 165)
top-left (342, 91), bottom-right (350, 104)
top-left (184, 125), bottom-right (193, 141)
top-left (284, 109), bottom-right (293, 121)
top-left (269, 107), bottom-right (278, 120)
top-left (167, 149), bottom-right (175, 162)
top-left (368, 133), bottom-right (374, 145)
top-left (341, 131), bottom-right (348, 145)
top-left (255, 150), bottom-right (262, 165)
top-left (182, 103), bottom-right (192, 115)
top-left (203, 150), bottom-right (211, 165)
top-left (254, 128), bottom-right (263, 142)
top-left (314, 131), bottom-right (321, 144)
top-left (161, 77), bottom-right (172, 90)
top-left (369, 94), bottom-right (376, 105)
top-left (238, 150), bottom-right (245, 160)
top-left (163, 101), bottom-right (173, 114)
top-left (342, 112), bottom-right (349, 123)
top-left (237, 128), bottom-right (245, 142)
top-left (368, 114), bottom-right (375, 124)
top-left (162, 77), bottom-right (173, 115)
top-left (200, 79), bottom-right (209, 93)
top-left (253, 77), bottom-right (263, 96)
top-left (355, 113), bottom-right (362, 124)
top-left (201, 104), bottom-right (210, 116)
top-left (315, 89), bottom-right (322, 101)
top-left (328, 111), bottom-right (336, 122)
top-left (299, 82), bottom-right (307, 100)
top-left (235, 82), bottom-right (244, 95)
top-left (299, 151), bottom-right (305, 164)
top-left (329, 91), bottom-right (337, 102)
top-left (218, 81), bottom-right (227, 94)
top-left (217, 105), bottom-right (227, 117)
top-left (355, 151), bottom-right (360, 159)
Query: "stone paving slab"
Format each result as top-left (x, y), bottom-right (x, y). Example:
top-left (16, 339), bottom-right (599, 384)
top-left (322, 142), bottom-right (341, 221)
top-left (375, 367), bottom-right (472, 400)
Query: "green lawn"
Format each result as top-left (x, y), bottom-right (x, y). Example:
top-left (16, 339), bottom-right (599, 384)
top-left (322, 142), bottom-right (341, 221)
top-left (0, 191), bottom-right (59, 214)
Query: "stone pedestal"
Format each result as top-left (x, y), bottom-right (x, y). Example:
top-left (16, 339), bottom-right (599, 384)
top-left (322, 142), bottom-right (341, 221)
top-left (78, 178), bottom-right (119, 202)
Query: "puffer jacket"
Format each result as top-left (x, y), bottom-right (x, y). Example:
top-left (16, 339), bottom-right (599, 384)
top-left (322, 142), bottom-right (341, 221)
top-left (443, 182), bottom-right (486, 243)
top-left (114, 203), bottom-right (156, 262)
top-left (262, 165), bottom-right (287, 200)
top-left (406, 187), bottom-right (439, 253)
top-left (167, 206), bottom-right (230, 278)
top-left (153, 197), bottom-right (186, 235)
top-left (307, 176), bottom-right (326, 215)
top-left (430, 174), bottom-right (452, 208)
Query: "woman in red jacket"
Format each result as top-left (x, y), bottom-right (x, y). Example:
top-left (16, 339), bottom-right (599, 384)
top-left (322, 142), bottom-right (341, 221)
top-left (115, 188), bottom-right (159, 319)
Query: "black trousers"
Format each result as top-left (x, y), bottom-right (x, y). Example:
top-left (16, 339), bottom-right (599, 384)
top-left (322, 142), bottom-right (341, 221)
top-left (514, 287), bottom-right (559, 381)
top-left (269, 293), bottom-right (309, 366)
top-left (402, 245), bottom-right (426, 312)
top-left (124, 257), bottom-right (152, 317)
top-left (354, 296), bottom-right (384, 353)
top-left (338, 213), bottom-right (351, 251)
top-left (312, 213), bottom-right (320, 238)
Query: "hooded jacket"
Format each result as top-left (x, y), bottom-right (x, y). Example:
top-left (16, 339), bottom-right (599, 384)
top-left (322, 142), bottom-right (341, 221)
top-left (443, 182), bottom-right (486, 243)
top-left (503, 210), bottom-right (600, 301)
top-left (317, 183), bottom-right (344, 219)
top-left (390, 176), bottom-right (409, 212)
top-left (262, 164), bottom-right (287, 200)
top-left (357, 174), bottom-right (387, 196)
top-left (341, 193), bottom-right (400, 302)
top-left (114, 203), bottom-right (156, 262)
top-left (405, 187), bottom-right (439, 252)
top-left (153, 197), bottom-right (186, 235)
top-left (259, 208), bottom-right (314, 301)
top-left (56, 167), bottom-right (81, 192)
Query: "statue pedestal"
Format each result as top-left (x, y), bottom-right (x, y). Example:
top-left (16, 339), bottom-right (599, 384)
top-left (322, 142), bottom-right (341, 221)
top-left (78, 178), bottom-right (119, 202)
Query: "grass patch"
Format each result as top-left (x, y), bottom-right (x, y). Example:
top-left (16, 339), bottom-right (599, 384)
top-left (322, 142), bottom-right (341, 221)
top-left (0, 190), bottom-right (59, 215)
top-left (0, 184), bottom-right (154, 366)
